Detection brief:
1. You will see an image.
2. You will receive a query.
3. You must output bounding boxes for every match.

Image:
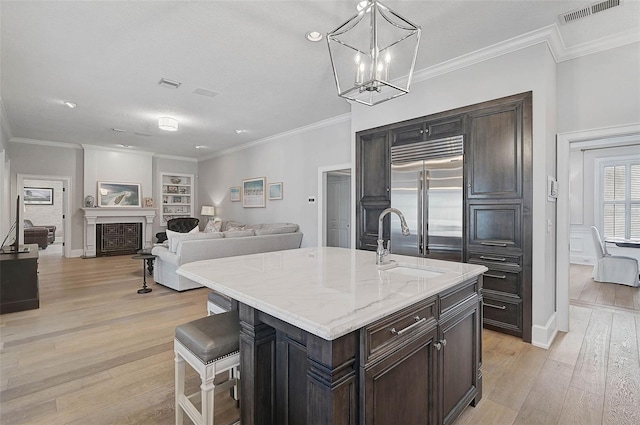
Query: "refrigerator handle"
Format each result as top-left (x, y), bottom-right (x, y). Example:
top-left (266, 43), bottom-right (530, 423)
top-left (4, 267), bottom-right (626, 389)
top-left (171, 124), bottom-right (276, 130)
top-left (418, 170), bottom-right (424, 255)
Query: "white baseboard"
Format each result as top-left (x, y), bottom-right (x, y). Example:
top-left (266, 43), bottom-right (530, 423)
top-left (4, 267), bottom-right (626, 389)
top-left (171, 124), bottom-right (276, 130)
top-left (69, 249), bottom-right (84, 258)
top-left (570, 255), bottom-right (595, 266)
top-left (531, 313), bottom-right (558, 349)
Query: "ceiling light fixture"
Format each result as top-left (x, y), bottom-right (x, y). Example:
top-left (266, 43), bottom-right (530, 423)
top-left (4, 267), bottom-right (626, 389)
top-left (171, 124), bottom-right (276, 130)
top-left (305, 31), bottom-right (323, 42)
top-left (234, 129), bottom-right (247, 134)
top-left (327, 0), bottom-right (421, 106)
top-left (194, 145), bottom-right (207, 149)
top-left (158, 117), bottom-right (178, 132)
top-left (118, 144), bottom-right (132, 148)
top-left (63, 101), bottom-right (77, 108)
top-left (111, 128), bottom-right (126, 133)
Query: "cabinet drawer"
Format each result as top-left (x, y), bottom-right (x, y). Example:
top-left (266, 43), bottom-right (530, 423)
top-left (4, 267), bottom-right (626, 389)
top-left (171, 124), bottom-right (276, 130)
top-left (482, 269), bottom-right (521, 297)
top-left (362, 297), bottom-right (437, 365)
top-left (483, 295), bottom-right (522, 336)
top-left (440, 279), bottom-right (479, 316)
top-left (467, 252), bottom-right (521, 268)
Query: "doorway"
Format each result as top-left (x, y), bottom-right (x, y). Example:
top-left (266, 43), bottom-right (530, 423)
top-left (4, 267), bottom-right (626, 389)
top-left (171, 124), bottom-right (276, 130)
top-left (318, 164), bottom-right (352, 248)
top-left (17, 174), bottom-right (72, 258)
top-left (557, 124), bottom-right (640, 332)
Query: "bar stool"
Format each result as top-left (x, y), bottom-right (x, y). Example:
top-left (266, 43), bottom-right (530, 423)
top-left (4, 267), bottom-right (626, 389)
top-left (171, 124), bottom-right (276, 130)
top-left (174, 311), bottom-right (240, 425)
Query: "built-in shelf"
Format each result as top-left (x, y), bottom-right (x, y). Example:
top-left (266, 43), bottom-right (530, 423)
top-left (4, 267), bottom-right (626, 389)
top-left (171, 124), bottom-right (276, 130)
top-left (160, 173), bottom-right (194, 226)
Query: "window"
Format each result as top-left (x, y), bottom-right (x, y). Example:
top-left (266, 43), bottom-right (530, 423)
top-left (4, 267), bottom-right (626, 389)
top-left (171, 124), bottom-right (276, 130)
top-left (600, 160), bottom-right (640, 239)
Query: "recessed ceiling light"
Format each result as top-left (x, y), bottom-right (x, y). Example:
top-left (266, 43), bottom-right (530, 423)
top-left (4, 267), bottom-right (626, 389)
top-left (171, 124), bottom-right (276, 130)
top-left (305, 31), bottom-right (323, 42)
top-left (158, 117), bottom-right (178, 131)
top-left (158, 78), bottom-right (181, 89)
top-left (63, 101), bottom-right (77, 108)
top-left (117, 144), bottom-right (132, 148)
top-left (111, 128), bottom-right (126, 133)
top-left (235, 129), bottom-right (247, 134)
top-left (194, 145), bottom-right (207, 149)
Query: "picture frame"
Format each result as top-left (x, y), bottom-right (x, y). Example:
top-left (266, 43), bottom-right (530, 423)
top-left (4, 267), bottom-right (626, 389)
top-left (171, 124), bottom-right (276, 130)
top-left (242, 177), bottom-right (265, 208)
top-left (230, 186), bottom-right (241, 202)
top-left (173, 196), bottom-right (182, 203)
top-left (167, 185), bottom-right (179, 193)
top-left (268, 182), bottom-right (283, 200)
top-left (24, 187), bottom-right (53, 205)
top-left (97, 182), bottom-right (141, 207)
top-left (143, 197), bottom-right (154, 208)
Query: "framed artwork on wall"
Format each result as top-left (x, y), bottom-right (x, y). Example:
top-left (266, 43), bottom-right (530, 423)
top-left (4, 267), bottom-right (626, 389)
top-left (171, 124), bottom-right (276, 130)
top-left (268, 182), bottom-right (283, 200)
top-left (97, 182), bottom-right (141, 207)
top-left (143, 197), bottom-right (154, 208)
top-left (24, 187), bottom-right (54, 205)
top-left (230, 186), bottom-right (241, 202)
top-left (242, 177), bottom-right (265, 208)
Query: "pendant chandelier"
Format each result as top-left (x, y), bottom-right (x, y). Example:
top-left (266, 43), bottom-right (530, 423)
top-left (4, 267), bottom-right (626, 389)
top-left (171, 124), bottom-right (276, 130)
top-left (327, 0), bottom-right (421, 106)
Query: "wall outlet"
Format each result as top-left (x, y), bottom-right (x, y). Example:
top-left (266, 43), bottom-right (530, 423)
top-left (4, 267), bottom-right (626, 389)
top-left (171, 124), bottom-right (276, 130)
top-left (308, 196), bottom-right (316, 203)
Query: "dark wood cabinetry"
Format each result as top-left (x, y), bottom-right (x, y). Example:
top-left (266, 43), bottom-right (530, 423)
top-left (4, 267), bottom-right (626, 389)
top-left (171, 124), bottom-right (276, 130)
top-left (356, 129), bottom-right (391, 251)
top-left (361, 279), bottom-right (481, 425)
top-left (355, 92), bottom-right (532, 342)
top-left (0, 245), bottom-right (39, 314)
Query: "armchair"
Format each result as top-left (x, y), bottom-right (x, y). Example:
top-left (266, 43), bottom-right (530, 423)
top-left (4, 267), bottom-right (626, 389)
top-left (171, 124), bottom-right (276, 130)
top-left (23, 220), bottom-right (51, 249)
top-left (591, 226), bottom-right (639, 287)
top-left (156, 217), bottom-right (200, 243)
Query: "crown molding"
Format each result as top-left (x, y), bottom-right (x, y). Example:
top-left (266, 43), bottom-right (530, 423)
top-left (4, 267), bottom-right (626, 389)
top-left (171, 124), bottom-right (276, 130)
top-left (200, 113), bottom-right (352, 161)
top-left (411, 23), bottom-right (640, 85)
top-left (10, 137), bottom-right (82, 150)
top-left (81, 143), bottom-right (155, 156)
top-left (153, 153), bottom-right (198, 162)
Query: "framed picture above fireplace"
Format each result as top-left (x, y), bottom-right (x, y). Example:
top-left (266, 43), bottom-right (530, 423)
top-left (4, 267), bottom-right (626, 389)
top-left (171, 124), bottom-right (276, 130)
top-left (97, 182), bottom-right (141, 207)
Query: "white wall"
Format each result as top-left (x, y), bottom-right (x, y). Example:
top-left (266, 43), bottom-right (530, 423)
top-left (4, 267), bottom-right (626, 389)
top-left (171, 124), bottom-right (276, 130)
top-left (557, 42), bottom-right (640, 134)
top-left (7, 142), bottom-right (84, 251)
top-left (569, 143), bottom-right (640, 265)
top-left (350, 43), bottom-right (558, 344)
top-left (83, 145), bottom-right (153, 202)
top-left (197, 117), bottom-right (352, 248)
top-left (24, 179), bottom-right (64, 237)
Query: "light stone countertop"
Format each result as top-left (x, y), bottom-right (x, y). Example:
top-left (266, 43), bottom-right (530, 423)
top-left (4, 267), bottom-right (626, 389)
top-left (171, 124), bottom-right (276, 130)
top-left (177, 247), bottom-right (487, 340)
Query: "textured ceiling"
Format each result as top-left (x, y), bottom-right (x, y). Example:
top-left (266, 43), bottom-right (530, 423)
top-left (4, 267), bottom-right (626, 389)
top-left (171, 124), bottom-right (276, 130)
top-left (1, 1), bottom-right (638, 158)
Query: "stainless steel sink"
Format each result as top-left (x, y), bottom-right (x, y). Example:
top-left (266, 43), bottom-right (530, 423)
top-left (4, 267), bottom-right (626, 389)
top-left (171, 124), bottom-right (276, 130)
top-left (383, 264), bottom-right (445, 279)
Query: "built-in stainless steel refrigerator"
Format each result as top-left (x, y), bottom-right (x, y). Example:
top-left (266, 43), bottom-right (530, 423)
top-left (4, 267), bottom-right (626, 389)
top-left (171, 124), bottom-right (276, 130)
top-left (390, 135), bottom-right (464, 262)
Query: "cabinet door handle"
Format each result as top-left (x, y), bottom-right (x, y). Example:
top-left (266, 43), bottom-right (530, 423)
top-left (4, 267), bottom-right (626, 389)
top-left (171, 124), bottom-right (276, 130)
top-left (485, 303), bottom-right (507, 310)
top-left (479, 255), bottom-right (506, 262)
top-left (390, 316), bottom-right (426, 336)
top-left (484, 273), bottom-right (507, 279)
top-left (434, 339), bottom-right (446, 351)
top-left (481, 241), bottom-right (508, 247)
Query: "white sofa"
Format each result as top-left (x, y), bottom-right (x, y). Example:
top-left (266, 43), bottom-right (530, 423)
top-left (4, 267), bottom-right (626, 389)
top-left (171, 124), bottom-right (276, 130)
top-left (151, 222), bottom-right (303, 291)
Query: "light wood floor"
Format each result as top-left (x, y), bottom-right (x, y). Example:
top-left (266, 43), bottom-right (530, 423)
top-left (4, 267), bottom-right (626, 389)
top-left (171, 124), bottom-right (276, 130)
top-left (1, 257), bottom-right (639, 424)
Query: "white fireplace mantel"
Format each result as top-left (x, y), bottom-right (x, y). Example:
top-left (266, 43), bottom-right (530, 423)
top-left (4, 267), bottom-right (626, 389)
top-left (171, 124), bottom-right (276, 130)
top-left (82, 208), bottom-right (156, 258)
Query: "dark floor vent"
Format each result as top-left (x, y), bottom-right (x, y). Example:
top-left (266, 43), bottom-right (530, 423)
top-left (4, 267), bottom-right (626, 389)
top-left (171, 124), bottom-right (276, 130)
top-left (559, 0), bottom-right (622, 24)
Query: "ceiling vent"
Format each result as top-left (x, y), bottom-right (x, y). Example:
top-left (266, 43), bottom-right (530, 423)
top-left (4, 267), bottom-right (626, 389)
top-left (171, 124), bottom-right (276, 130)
top-left (193, 87), bottom-right (219, 98)
top-left (559, 0), bottom-right (622, 24)
top-left (158, 78), bottom-right (182, 89)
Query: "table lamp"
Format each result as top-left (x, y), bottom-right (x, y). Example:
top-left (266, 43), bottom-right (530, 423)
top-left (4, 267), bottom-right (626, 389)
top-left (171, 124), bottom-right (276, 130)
top-left (200, 205), bottom-right (216, 222)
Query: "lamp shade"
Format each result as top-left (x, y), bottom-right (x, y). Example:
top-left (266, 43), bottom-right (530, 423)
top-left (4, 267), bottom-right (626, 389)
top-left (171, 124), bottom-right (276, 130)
top-left (158, 117), bottom-right (178, 131)
top-left (200, 205), bottom-right (216, 216)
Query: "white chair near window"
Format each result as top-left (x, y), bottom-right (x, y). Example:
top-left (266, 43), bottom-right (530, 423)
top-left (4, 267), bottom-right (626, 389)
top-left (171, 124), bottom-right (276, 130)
top-left (591, 226), bottom-right (639, 287)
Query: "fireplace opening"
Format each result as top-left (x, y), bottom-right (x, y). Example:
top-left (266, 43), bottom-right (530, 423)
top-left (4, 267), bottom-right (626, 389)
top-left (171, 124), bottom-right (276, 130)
top-left (96, 223), bottom-right (142, 256)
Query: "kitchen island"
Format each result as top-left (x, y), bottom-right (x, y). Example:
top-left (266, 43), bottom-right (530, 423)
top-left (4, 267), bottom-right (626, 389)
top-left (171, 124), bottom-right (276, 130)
top-left (178, 247), bottom-right (487, 425)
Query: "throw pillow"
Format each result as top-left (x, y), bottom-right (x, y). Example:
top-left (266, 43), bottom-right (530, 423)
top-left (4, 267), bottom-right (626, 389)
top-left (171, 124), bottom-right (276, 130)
top-left (254, 223), bottom-right (299, 236)
top-left (204, 219), bottom-right (222, 233)
top-left (226, 224), bottom-right (246, 232)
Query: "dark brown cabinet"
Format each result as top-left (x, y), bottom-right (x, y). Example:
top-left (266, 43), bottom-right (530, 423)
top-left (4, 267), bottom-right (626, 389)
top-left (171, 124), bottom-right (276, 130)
top-left (355, 92), bottom-right (532, 342)
top-left (356, 129), bottom-right (391, 251)
top-left (0, 245), bottom-right (39, 314)
top-left (361, 279), bottom-right (481, 425)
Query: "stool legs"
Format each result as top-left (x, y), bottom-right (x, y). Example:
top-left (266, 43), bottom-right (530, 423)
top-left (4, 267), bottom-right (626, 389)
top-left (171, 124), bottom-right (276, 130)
top-left (175, 354), bottom-right (186, 425)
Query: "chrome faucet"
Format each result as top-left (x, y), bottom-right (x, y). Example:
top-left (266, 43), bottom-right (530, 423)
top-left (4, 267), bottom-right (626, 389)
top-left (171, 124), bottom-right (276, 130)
top-left (376, 208), bottom-right (410, 265)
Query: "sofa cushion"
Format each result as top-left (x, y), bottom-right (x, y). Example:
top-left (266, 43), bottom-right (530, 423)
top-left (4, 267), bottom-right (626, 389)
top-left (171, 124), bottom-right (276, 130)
top-left (221, 221), bottom-right (245, 231)
top-left (204, 219), bottom-right (222, 233)
top-left (223, 229), bottom-right (255, 238)
top-left (170, 232), bottom-right (223, 252)
top-left (254, 223), bottom-right (299, 236)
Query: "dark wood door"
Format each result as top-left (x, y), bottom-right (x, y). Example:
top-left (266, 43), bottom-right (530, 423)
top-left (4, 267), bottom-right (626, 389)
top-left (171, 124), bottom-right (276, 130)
top-left (356, 130), bottom-right (391, 251)
top-left (362, 326), bottom-right (438, 425)
top-left (439, 299), bottom-right (479, 425)
top-left (466, 100), bottom-right (523, 199)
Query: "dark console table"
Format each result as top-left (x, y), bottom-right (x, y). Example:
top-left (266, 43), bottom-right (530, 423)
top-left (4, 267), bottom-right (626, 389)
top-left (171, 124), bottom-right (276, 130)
top-left (0, 244), bottom-right (39, 314)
